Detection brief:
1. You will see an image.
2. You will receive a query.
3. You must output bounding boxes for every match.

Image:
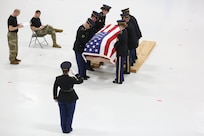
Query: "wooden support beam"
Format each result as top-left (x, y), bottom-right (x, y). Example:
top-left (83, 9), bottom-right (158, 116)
top-left (88, 40), bottom-right (156, 72)
top-left (130, 40), bottom-right (156, 73)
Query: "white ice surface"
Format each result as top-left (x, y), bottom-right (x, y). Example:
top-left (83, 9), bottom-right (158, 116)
top-left (1, 0), bottom-right (204, 136)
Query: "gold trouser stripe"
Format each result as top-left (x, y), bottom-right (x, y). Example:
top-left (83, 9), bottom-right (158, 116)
top-left (117, 56), bottom-right (121, 83)
top-left (127, 50), bottom-right (130, 73)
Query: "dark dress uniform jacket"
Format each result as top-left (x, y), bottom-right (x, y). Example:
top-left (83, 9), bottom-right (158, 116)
top-left (95, 12), bottom-right (106, 32)
top-left (73, 25), bottom-right (90, 53)
top-left (114, 29), bottom-right (128, 57)
top-left (88, 14), bottom-right (106, 40)
top-left (126, 21), bottom-right (138, 50)
top-left (88, 26), bottom-right (97, 41)
top-left (130, 15), bottom-right (142, 40)
top-left (53, 75), bottom-right (83, 103)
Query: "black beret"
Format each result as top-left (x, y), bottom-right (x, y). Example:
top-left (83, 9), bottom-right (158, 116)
top-left (60, 61), bottom-right (72, 70)
top-left (87, 18), bottom-right (95, 27)
top-left (121, 8), bottom-right (129, 13)
top-left (101, 4), bottom-right (111, 10)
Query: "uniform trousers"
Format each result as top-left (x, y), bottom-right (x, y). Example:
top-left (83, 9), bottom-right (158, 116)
top-left (36, 25), bottom-right (57, 44)
top-left (115, 56), bottom-right (126, 83)
top-left (125, 50), bottom-right (130, 73)
top-left (86, 60), bottom-right (92, 69)
top-left (58, 101), bottom-right (76, 133)
top-left (129, 49), bottom-right (135, 66)
top-left (133, 40), bottom-right (139, 62)
top-left (7, 32), bottom-right (18, 61)
top-left (132, 48), bottom-right (137, 61)
top-left (75, 52), bottom-right (86, 78)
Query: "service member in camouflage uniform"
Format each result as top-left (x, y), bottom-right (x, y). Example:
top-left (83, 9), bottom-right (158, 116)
top-left (30, 10), bottom-right (63, 48)
top-left (7, 9), bottom-right (23, 65)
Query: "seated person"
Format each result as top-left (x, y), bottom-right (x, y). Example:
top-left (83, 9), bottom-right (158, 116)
top-left (30, 10), bottom-right (63, 48)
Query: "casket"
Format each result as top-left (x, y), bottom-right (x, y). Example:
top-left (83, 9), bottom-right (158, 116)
top-left (82, 24), bottom-right (120, 64)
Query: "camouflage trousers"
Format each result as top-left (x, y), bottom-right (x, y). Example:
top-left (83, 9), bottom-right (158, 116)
top-left (7, 32), bottom-right (18, 61)
top-left (35, 25), bottom-right (56, 44)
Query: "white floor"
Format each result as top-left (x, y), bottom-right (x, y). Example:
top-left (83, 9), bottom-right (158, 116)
top-left (1, 0), bottom-right (204, 136)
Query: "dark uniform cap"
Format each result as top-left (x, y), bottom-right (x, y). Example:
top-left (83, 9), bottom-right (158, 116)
top-left (101, 4), bottom-right (112, 11)
top-left (92, 11), bottom-right (101, 19)
top-left (87, 18), bottom-right (95, 27)
top-left (121, 8), bottom-right (129, 13)
top-left (120, 13), bottom-right (130, 18)
top-left (117, 20), bottom-right (127, 27)
top-left (117, 20), bottom-right (125, 23)
top-left (60, 61), bottom-right (72, 70)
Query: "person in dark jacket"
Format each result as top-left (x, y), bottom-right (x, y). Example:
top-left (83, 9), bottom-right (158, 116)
top-left (121, 13), bottom-right (137, 73)
top-left (73, 18), bottom-right (95, 80)
top-left (95, 4), bottom-right (112, 32)
top-left (121, 8), bottom-right (142, 62)
top-left (113, 20), bottom-right (128, 84)
top-left (88, 11), bottom-right (101, 39)
top-left (86, 11), bottom-right (101, 71)
top-left (53, 61), bottom-right (83, 133)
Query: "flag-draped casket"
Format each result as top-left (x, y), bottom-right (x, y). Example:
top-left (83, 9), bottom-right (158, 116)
top-left (83, 24), bottom-right (120, 64)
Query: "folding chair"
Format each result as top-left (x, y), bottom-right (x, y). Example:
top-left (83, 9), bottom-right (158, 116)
top-left (29, 31), bottom-right (48, 48)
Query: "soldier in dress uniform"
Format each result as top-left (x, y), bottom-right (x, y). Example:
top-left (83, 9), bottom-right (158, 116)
top-left (95, 4), bottom-right (112, 32)
top-left (88, 11), bottom-right (101, 40)
top-left (113, 20), bottom-right (128, 84)
top-left (91, 4), bottom-right (112, 67)
top-left (86, 11), bottom-right (101, 71)
top-left (121, 8), bottom-right (142, 62)
top-left (30, 10), bottom-right (63, 48)
top-left (121, 13), bottom-right (138, 74)
top-left (53, 61), bottom-right (83, 133)
top-left (7, 9), bottom-right (23, 65)
top-left (73, 18), bottom-right (95, 80)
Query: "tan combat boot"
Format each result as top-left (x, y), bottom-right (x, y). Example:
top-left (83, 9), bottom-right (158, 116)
top-left (53, 44), bottom-right (61, 48)
top-left (15, 58), bottom-right (21, 62)
top-left (10, 60), bottom-right (19, 65)
top-left (54, 29), bottom-right (63, 33)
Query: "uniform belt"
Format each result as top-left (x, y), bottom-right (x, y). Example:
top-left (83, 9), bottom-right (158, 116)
top-left (8, 31), bottom-right (17, 33)
top-left (61, 88), bottom-right (74, 92)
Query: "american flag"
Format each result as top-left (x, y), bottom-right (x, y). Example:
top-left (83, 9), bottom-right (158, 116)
top-left (83, 24), bottom-right (120, 64)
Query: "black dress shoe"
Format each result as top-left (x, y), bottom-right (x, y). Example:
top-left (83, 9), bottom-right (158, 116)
top-left (63, 128), bottom-right (72, 133)
top-left (82, 77), bottom-right (88, 80)
top-left (124, 72), bottom-right (130, 74)
top-left (63, 130), bottom-right (72, 133)
top-left (87, 67), bottom-right (95, 71)
top-left (82, 75), bottom-right (90, 80)
top-left (112, 80), bottom-right (122, 84)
